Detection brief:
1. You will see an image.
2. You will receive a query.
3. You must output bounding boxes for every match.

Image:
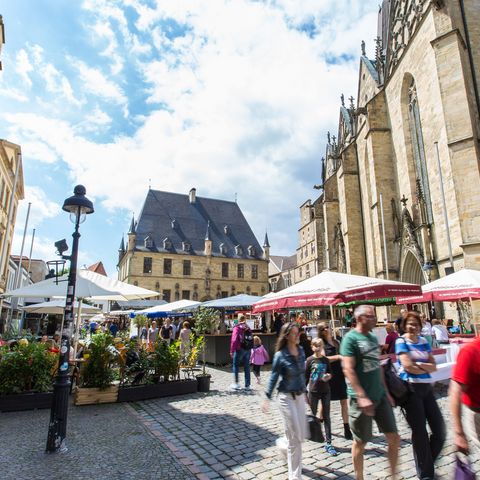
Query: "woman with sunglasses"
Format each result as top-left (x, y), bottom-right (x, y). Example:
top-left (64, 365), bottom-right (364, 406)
top-left (317, 322), bottom-right (352, 439)
top-left (262, 322), bottom-right (307, 480)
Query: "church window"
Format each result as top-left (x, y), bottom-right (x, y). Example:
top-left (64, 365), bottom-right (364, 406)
top-left (183, 260), bottom-right (191, 276)
top-left (408, 79), bottom-right (433, 224)
top-left (251, 264), bottom-right (258, 279)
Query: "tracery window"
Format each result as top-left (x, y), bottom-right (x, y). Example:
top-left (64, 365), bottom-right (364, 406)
top-left (408, 80), bottom-right (433, 224)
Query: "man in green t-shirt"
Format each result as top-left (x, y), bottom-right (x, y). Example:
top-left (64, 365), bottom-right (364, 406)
top-left (340, 305), bottom-right (399, 480)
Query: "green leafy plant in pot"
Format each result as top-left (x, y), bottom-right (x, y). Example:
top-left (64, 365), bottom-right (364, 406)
top-left (80, 332), bottom-right (118, 389)
top-left (192, 307), bottom-right (218, 391)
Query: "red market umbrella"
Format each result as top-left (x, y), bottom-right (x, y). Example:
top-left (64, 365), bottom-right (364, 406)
top-left (396, 268), bottom-right (480, 304)
top-left (253, 270), bottom-right (421, 313)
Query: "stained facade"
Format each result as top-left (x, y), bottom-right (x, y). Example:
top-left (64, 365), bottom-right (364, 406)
top-left (319, 0), bottom-right (479, 311)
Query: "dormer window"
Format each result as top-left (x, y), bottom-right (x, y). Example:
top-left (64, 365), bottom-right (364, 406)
top-left (235, 245), bottom-right (243, 256)
top-left (219, 243), bottom-right (227, 255)
top-left (224, 225), bottom-right (230, 235)
top-left (171, 219), bottom-right (177, 229)
top-left (183, 241), bottom-right (191, 252)
top-left (144, 235), bottom-right (154, 248)
top-left (247, 245), bottom-right (256, 257)
top-left (163, 237), bottom-right (173, 250)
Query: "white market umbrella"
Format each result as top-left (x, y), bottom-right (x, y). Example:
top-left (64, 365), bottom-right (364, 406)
top-left (3, 269), bottom-right (158, 301)
top-left (135, 299), bottom-right (201, 316)
top-left (252, 270), bottom-right (421, 313)
top-left (201, 294), bottom-right (263, 309)
top-left (21, 299), bottom-right (100, 315)
top-left (396, 268), bottom-right (480, 303)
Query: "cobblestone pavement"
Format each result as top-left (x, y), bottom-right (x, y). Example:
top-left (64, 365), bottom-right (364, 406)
top-left (0, 400), bottom-right (195, 480)
top-left (132, 366), bottom-right (480, 480)
top-left (1, 367), bottom-right (479, 480)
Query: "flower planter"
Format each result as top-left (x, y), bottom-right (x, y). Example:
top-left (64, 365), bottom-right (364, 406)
top-left (0, 391), bottom-right (53, 412)
top-left (74, 385), bottom-right (119, 406)
top-left (117, 379), bottom-right (197, 402)
top-left (196, 374), bottom-right (211, 392)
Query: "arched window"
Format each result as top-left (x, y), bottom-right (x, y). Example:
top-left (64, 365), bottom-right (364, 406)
top-left (408, 80), bottom-right (433, 224)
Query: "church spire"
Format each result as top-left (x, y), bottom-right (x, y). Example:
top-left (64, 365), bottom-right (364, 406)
top-left (128, 214), bottom-right (136, 234)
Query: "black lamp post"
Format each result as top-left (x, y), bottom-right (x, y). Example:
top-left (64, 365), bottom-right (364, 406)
top-left (46, 185), bottom-right (94, 453)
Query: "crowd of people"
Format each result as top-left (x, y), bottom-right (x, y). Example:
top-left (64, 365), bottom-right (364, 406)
top-left (230, 305), bottom-right (479, 480)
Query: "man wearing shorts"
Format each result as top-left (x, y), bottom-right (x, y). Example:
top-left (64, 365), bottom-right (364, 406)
top-left (341, 305), bottom-right (400, 480)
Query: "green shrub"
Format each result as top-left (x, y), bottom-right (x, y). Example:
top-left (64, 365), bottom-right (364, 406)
top-left (0, 342), bottom-right (57, 395)
top-left (80, 333), bottom-right (118, 389)
top-left (150, 340), bottom-right (181, 382)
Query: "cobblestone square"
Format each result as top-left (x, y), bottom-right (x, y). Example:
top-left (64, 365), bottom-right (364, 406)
top-left (1, 366), bottom-right (478, 479)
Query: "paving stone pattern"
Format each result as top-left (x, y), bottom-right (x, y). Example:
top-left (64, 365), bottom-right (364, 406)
top-left (1, 367), bottom-right (479, 480)
top-left (133, 366), bottom-right (480, 480)
top-left (0, 400), bottom-right (195, 480)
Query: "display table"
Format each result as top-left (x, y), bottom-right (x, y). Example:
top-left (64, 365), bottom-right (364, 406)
top-left (203, 333), bottom-right (277, 366)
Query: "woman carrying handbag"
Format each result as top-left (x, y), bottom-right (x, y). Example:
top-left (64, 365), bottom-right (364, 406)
top-left (395, 311), bottom-right (446, 480)
top-left (262, 322), bottom-right (307, 480)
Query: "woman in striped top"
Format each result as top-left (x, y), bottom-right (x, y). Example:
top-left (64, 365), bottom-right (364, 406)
top-left (395, 311), bottom-right (445, 480)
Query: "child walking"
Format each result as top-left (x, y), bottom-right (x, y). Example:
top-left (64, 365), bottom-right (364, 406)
top-left (305, 338), bottom-right (337, 456)
top-left (250, 336), bottom-right (270, 383)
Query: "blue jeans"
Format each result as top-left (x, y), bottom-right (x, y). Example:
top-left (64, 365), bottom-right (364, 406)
top-left (232, 349), bottom-right (251, 387)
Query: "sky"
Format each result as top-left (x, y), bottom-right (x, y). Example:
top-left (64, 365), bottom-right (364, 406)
top-left (0, 0), bottom-right (379, 277)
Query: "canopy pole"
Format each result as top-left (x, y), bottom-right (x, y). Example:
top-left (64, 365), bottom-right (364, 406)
top-left (329, 304), bottom-right (336, 339)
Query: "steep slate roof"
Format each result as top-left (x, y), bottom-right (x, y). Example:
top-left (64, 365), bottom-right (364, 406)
top-left (269, 254), bottom-right (297, 275)
top-left (134, 189), bottom-right (264, 259)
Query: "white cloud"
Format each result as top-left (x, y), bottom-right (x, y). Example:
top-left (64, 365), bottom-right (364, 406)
top-left (4, 0), bottom-right (380, 260)
top-left (70, 58), bottom-right (127, 107)
top-left (15, 49), bottom-right (33, 87)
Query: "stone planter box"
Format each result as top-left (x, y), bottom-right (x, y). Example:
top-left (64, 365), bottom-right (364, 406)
top-left (117, 379), bottom-right (197, 402)
top-left (74, 385), bottom-right (119, 406)
top-left (0, 391), bottom-right (53, 412)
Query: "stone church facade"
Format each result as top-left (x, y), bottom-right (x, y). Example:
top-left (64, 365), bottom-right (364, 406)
top-left (319, 0), bottom-right (479, 301)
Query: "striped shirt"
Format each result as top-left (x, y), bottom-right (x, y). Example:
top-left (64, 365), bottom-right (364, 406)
top-left (395, 336), bottom-right (432, 383)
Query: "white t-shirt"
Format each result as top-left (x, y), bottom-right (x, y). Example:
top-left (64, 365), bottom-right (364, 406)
top-left (421, 322), bottom-right (433, 336)
top-left (432, 324), bottom-right (449, 342)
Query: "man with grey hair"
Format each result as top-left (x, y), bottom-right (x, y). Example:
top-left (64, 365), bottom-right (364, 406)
top-left (340, 305), bottom-right (400, 480)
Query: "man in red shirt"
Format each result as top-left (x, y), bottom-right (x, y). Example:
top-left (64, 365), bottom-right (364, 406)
top-left (450, 337), bottom-right (480, 454)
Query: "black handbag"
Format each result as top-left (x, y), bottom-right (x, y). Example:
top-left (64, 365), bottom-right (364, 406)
top-left (381, 357), bottom-right (410, 407)
top-left (307, 415), bottom-right (324, 443)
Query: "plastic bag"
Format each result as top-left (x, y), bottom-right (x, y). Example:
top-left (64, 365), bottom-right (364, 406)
top-left (454, 455), bottom-right (476, 480)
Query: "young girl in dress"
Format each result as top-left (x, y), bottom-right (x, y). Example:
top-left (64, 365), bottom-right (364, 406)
top-left (250, 336), bottom-right (270, 383)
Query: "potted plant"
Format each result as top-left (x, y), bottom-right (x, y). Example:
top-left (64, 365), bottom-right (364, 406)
top-left (0, 340), bottom-right (57, 412)
top-left (192, 307), bottom-right (219, 392)
top-left (75, 332), bottom-right (119, 405)
top-left (117, 338), bottom-right (197, 402)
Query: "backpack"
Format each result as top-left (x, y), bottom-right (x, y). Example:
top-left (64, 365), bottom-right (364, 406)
top-left (381, 357), bottom-right (410, 407)
top-left (241, 327), bottom-right (254, 350)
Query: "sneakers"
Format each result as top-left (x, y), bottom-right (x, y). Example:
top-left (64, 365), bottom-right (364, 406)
top-left (344, 423), bottom-right (353, 440)
top-left (324, 443), bottom-right (338, 456)
top-left (244, 386), bottom-right (252, 391)
top-left (230, 383), bottom-right (241, 391)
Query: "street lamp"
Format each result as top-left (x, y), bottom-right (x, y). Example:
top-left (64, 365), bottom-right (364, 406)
top-left (46, 185), bottom-right (94, 453)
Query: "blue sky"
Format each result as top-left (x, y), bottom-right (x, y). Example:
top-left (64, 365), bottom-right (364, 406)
top-left (0, 0), bottom-right (378, 276)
